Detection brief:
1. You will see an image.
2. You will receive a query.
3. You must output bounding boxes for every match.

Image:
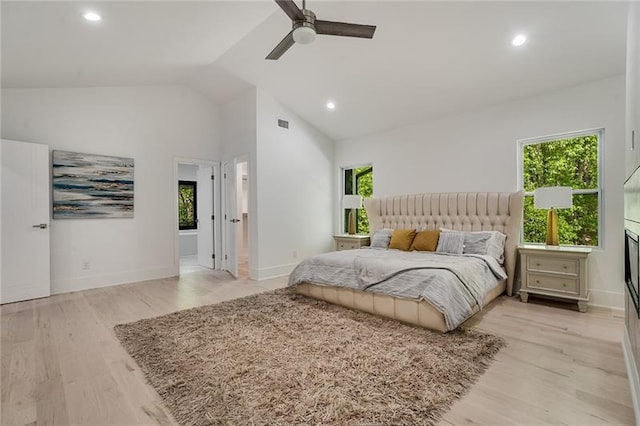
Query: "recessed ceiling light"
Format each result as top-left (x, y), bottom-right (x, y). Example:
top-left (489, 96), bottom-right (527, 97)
top-left (512, 34), bottom-right (526, 47)
top-left (83, 12), bottom-right (102, 22)
top-left (326, 101), bottom-right (336, 110)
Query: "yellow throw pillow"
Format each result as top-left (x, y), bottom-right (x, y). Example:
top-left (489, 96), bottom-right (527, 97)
top-left (411, 230), bottom-right (440, 251)
top-left (389, 229), bottom-right (417, 251)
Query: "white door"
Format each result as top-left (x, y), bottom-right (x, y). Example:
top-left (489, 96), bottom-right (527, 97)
top-left (222, 161), bottom-right (239, 277)
top-left (196, 165), bottom-right (214, 269)
top-left (1, 139), bottom-right (51, 304)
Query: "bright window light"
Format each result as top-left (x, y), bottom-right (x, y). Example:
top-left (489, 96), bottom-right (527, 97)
top-left (512, 34), bottom-right (526, 47)
top-left (83, 12), bottom-right (102, 22)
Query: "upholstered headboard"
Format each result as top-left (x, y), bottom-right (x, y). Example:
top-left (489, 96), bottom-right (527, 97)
top-left (364, 191), bottom-right (524, 296)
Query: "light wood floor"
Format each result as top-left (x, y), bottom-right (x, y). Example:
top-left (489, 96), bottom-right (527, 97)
top-left (1, 271), bottom-right (634, 425)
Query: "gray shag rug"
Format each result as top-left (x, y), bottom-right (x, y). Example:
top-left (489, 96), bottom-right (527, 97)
top-left (114, 289), bottom-right (504, 426)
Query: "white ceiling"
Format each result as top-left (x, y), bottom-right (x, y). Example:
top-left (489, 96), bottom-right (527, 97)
top-left (1, 1), bottom-right (274, 90)
top-left (2, 1), bottom-right (629, 141)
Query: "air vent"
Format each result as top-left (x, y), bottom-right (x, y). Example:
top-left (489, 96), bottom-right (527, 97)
top-left (278, 119), bottom-right (289, 129)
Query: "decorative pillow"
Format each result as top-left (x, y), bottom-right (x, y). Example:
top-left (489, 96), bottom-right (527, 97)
top-left (411, 230), bottom-right (440, 252)
top-left (370, 228), bottom-right (393, 249)
top-left (484, 231), bottom-right (507, 264)
top-left (440, 228), bottom-right (507, 264)
top-left (436, 231), bottom-right (465, 254)
top-left (389, 229), bottom-right (417, 251)
top-left (463, 232), bottom-right (492, 255)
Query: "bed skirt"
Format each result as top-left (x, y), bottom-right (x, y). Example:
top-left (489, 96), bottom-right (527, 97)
top-left (295, 280), bottom-right (506, 333)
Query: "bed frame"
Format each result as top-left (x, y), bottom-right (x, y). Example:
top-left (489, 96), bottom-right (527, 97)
top-left (296, 191), bottom-right (524, 332)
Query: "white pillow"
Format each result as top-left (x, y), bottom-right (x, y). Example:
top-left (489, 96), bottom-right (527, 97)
top-left (370, 228), bottom-right (393, 249)
top-left (440, 229), bottom-right (507, 264)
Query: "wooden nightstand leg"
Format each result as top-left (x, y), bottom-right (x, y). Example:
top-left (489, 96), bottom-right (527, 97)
top-left (577, 301), bottom-right (588, 313)
top-left (520, 292), bottom-right (529, 303)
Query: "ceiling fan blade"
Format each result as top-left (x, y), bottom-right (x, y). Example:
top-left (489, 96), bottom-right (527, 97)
top-left (275, 0), bottom-right (304, 21)
top-left (315, 20), bottom-right (376, 38)
top-left (266, 31), bottom-right (295, 60)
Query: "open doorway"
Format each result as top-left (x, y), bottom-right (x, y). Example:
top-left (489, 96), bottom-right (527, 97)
top-left (222, 156), bottom-right (249, 279)
top-left (175, 159), bottom-right (220, 275)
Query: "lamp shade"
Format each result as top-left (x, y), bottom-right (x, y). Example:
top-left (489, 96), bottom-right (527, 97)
top-left (534, 186), bottom-right (573, 209)
top-left (342, 195), bottom-right (363, 209)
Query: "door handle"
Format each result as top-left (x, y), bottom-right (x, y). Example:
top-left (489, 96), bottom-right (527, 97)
top-left (32, 224), bottom-right (47, 229)
top-left (230, 219), bottom-right (240, 223)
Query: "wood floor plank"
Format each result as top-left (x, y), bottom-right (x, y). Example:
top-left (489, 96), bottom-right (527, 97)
top-left (0, 270), bottom-right (634, 425)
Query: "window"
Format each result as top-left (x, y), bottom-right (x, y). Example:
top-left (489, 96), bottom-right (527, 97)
top-left (342, 165), bottom-right (373, 234)
top-left (518, 129), bottom-right (602, 247)
top-left (178, 180), bottom-right (197, 230)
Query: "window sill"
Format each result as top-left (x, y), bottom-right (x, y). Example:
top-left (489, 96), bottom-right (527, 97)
top-left (179, 230), bottom-right (198, 236)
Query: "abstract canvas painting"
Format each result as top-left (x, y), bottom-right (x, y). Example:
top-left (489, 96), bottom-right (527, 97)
top-left (52, 150), bottom-right (134, 218)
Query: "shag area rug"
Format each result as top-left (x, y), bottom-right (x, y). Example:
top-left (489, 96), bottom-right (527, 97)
top-left (114, 289), bottom-right (504, 425)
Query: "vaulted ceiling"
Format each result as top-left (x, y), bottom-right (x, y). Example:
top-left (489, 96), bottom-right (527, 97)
top-left (1, 1), bottom-right (629, 141)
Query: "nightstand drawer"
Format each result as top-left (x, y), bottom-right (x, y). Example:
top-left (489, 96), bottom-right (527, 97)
top-left (527, 256), bottom-right (579, 275)
top-left (338, 242), bottom-right (360, 250)
top-left (527, 273), bottom-right (579, 294)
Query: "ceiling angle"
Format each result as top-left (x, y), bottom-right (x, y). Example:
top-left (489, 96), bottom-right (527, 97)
top-left (266, 0), bottom-right (377, 60)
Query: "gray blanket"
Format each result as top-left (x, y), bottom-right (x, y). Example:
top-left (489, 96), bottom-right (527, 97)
top-left (288, 249), bottom-right (506, 330)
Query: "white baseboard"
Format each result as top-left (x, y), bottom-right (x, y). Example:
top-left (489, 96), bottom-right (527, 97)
top-left (589, 288), bottom-right (624, 310)
top-left (51, 266), bottom-right (179, 295)
top-left (252, 262), bottom-right (299, 281)
top-left (623, 327), bottom-right (640, 426)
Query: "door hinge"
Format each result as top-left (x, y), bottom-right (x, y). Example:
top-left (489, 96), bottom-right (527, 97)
top-left (224, 173), bottom-right (227, 179)
top-left (211, 175), bottom-right (215, 180)
top-left (211, 215), bottom-right (214, 221)
top-left (212, 254), bottom-right (215, 259)
top-left (225, 254), bottom-right (228, 260)
top-left (224, 214), bottom-right (227, 220)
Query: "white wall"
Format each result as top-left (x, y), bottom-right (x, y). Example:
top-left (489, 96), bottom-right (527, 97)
top-left (178, 163), bottom-right (198, 181)
top-left (220, 88), bottom-right (258, 276)
top-left (2, 85), bottom-right (221, 294)
top-left (255, 89), bottom-right (334, 279)
top-left (219, 88), bottom-right (335, 280)
top-left (336, 76), bottom-right (626, 309)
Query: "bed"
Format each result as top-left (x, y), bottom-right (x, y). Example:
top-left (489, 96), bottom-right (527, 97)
top-left (289, 191), bottom-right (524, 332)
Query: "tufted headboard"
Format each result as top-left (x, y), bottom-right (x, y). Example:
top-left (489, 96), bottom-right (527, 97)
top-left (364, 191), bottom-right (524, 296)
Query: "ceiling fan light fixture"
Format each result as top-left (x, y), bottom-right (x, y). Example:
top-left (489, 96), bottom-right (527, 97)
top-left (293, 26), bottom-right (316, 44)
top-left (82, 11), bottom-right (102, 22)
top-left (512, 34), bottom-right (527, 47)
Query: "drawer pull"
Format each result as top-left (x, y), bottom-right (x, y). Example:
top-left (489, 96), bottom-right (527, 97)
top-left (536, 263), bottom-right (540, 266)
top-left (536, 280), bottom-right (540, 284)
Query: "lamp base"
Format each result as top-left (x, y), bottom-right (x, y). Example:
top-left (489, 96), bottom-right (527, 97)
top-left (545, 208), bottom-right (559, 246)
top-left (348, 209), bottom-right (356, 235)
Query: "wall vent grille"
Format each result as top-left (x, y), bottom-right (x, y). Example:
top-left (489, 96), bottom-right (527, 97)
top-left (278, 119), bottom-right (289, 129)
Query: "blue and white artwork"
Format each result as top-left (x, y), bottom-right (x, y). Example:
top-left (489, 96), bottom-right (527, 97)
top-left (52, 150), bottom-right (134, 218)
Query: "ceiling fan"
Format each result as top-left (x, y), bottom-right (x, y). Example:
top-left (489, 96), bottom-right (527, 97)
top-left (266, 0), bottom-right (377, 60)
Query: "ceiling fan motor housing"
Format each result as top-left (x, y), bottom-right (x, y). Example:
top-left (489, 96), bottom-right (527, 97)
top-left (294, 9), bottom-right (316, 31)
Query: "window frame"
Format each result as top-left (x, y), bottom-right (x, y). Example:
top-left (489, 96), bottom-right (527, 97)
top-left (341, 163), bottom-right (373, 234)
top-left (516, 128), bottom-right (604, 249)
top-left (178, 180), bottom-right (198, 231)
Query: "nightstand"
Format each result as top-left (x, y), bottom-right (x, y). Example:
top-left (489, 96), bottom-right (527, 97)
top-left (519, 245), bottom-right (592, 312)
top-left (333, 234), bottom-right (370, 251)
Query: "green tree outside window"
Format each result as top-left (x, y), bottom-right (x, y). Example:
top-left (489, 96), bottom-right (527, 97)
top-left (178, 181), bottom-right (197, 230)
top-left (521, 132), bottom-right (600, 246)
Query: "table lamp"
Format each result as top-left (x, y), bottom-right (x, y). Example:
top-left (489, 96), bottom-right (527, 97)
top-left (342, 195), bottom-right (363, 235)
top-left (534, 186), bottom-right (573, 246)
